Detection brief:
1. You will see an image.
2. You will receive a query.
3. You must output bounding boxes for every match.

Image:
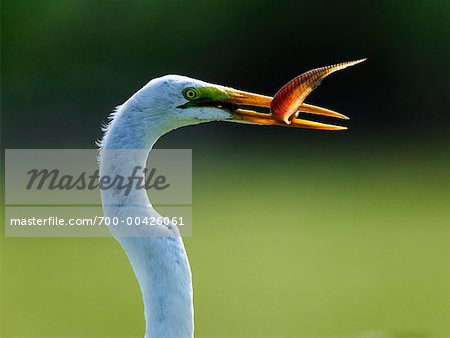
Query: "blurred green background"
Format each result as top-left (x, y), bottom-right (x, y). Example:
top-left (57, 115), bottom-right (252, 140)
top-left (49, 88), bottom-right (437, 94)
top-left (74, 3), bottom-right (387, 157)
top-left (1, 0), bottom-right (449, 337)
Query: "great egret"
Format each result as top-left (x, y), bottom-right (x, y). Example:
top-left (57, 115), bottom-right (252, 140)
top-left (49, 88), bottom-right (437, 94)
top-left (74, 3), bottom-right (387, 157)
top-left (98, 60), bottom-right (364, 338)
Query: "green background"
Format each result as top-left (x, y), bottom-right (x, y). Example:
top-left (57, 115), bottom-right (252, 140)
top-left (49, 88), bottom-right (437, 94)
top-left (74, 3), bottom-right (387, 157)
top-left (1, 0), bottom-right (449, 337)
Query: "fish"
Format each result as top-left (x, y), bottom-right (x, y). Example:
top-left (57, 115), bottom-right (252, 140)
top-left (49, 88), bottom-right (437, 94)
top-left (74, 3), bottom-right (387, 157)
top-left (270, 59), bottom-right (367, 125)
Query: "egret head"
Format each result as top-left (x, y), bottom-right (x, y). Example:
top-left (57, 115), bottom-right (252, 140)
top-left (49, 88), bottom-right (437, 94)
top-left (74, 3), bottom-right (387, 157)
top-left (132, 75), bottom-right (266, 125)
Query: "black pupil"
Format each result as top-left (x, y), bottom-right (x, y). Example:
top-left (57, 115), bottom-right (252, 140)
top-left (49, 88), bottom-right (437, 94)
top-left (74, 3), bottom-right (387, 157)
top-left (188, 91), bottom-right (195, 97)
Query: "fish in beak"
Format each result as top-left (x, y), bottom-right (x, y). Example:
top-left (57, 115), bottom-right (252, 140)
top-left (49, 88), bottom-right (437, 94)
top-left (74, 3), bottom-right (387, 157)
top-left (222, 59), bottom-right (366, 130)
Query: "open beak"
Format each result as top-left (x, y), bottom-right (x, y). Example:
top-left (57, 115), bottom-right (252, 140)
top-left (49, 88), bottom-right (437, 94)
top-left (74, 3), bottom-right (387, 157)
top-left (222, 88), bottom-right (349, 131)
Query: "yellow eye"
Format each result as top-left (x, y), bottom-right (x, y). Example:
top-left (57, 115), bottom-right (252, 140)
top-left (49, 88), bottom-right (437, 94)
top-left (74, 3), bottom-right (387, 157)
top-left (183, 88), bottom-right (198, 100)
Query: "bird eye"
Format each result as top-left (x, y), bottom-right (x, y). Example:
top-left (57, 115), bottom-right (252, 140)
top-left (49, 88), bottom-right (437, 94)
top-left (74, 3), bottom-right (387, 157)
top-left (183, 88), bottom-right (199, 100)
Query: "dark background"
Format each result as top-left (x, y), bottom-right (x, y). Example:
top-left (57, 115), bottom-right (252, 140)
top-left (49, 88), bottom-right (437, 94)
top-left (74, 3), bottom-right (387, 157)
top-left (3, 0), bottom-right (449, 149)
top-left (1, 1), bottom-right (449, 337)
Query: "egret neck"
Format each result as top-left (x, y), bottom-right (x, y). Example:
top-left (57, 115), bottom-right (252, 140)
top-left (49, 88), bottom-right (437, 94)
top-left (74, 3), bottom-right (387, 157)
top-left (99, 96), bottom-right (194, 338)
